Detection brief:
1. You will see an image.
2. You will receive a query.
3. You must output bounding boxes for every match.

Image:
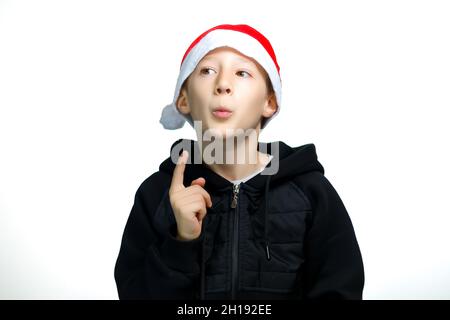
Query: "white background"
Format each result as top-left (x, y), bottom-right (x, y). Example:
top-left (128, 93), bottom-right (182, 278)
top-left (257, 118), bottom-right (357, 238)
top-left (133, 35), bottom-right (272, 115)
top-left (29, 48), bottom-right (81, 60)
top-left (1, 0), bottom-right (449, 299)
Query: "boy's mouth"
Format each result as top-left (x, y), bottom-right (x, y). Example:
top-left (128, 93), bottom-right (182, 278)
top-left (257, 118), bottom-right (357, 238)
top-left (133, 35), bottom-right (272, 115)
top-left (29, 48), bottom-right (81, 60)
top-left (212, 106), bottom-right (233, 119)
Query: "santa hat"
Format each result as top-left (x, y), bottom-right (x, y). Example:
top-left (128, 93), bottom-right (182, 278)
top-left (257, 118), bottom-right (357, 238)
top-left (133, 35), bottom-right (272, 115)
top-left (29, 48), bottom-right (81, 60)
top-left (159, 24), bottom-right (282, 130)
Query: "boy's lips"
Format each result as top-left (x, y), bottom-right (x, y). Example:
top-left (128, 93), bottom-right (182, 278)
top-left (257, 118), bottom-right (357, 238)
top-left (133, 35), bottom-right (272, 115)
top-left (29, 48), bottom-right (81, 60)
top-left (212, 106), bottom-right (233, 119)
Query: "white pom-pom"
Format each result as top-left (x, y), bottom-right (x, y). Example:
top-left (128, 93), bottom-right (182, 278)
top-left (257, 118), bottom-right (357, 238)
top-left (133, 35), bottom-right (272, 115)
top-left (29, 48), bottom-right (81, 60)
top-left (159, 103), bottom-right (186, 130)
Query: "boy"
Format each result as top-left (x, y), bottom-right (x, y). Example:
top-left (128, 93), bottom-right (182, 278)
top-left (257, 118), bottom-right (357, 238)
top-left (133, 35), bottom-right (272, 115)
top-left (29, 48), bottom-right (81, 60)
top-left (114, 24), bottom-right (364, 300)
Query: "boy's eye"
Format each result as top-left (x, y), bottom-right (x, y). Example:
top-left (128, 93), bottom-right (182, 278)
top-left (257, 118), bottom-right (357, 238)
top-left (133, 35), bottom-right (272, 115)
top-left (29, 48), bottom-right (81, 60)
top-left (199, 68), bottom-right (251, 78)
top-left (200, 67), bottom-right (215, 75)
top-left (236, 70), bottom-right (251, 78)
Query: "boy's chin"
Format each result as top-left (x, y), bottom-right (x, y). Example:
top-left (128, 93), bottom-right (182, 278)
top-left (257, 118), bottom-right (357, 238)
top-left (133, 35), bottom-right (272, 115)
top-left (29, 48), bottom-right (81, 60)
top-left (201, 125), bottom-right (258, 141)
top-left (201, 126), bottom-right (230, 139)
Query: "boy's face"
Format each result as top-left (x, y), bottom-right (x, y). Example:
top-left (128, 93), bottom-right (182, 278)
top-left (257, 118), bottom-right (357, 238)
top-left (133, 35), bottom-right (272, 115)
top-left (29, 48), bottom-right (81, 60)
top-left (176, 46), bottom-right (277, 138)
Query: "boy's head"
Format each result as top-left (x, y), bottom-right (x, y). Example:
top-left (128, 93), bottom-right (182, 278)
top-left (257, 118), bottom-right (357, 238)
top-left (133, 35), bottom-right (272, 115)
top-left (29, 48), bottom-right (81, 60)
top-left (176, 46), bottom-right (277, 137)
top-left (160, 24), bottom-right (282, 133)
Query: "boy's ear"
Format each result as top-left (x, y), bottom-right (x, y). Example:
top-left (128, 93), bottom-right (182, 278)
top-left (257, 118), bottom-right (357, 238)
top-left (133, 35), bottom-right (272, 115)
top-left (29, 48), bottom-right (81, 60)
top-left (176, 87), bottom-right (191, 115)
top-left (262, 92), bottom-right (278, 118)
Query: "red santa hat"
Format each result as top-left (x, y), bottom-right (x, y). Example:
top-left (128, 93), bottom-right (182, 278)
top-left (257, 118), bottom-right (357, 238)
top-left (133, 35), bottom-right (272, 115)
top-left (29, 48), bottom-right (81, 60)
top-left (159, 24), bottom-right (282, 130)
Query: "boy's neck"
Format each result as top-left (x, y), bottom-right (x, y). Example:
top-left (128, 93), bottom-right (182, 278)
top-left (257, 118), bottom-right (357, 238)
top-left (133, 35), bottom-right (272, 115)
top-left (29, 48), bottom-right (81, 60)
top-left (201, 136), bottom-right (270, 182)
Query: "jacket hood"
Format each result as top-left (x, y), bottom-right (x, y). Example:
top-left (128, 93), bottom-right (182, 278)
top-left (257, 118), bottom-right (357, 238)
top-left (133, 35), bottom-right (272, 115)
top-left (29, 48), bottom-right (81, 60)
top-left (159, 138), bottom-right (324, 191)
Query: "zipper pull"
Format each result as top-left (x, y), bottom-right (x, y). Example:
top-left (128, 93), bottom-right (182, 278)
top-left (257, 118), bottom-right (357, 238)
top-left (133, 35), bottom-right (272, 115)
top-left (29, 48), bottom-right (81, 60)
top-left (230, 183), bottom-right (240, 208)
top-left (265, 241), bottom-right (271, 261)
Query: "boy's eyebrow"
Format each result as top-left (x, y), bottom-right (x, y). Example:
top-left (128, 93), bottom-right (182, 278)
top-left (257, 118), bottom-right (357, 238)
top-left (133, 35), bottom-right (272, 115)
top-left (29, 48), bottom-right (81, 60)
top-left (200, 55), bottom-right (254, 65)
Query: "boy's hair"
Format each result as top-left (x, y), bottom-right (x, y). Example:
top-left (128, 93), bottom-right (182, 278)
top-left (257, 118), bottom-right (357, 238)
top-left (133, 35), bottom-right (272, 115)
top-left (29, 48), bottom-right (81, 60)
top-left (179, 68), bottom-right (276, 129)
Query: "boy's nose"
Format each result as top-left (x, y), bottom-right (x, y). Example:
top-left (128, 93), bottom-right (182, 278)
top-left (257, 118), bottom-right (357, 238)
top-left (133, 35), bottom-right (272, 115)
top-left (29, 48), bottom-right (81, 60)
top-left (215, 83), bottom-right (232, 95)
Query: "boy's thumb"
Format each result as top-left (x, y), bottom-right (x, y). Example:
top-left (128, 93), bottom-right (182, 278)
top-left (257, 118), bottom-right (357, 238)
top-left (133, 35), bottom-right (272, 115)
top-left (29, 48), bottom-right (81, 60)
top-left (191, 177), bottom-right (206, 187)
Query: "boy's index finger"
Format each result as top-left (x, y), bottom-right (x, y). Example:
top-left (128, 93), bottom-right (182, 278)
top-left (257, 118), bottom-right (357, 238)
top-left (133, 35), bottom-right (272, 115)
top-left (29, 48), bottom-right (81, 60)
top-left (170, 150), bottom-right (188, 192)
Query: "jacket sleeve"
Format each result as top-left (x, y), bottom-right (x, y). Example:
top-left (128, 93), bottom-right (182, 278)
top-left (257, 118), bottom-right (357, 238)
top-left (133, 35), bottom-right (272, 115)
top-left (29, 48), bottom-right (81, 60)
top-left (298, 172), bottom-right (365, 299)
top-left (114, 174), bottom-right (203, 299)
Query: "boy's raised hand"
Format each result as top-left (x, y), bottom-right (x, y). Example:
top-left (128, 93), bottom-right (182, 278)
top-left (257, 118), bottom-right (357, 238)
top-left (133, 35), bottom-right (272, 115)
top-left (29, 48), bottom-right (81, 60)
top-left (169, 150), bottom-right (212, 241)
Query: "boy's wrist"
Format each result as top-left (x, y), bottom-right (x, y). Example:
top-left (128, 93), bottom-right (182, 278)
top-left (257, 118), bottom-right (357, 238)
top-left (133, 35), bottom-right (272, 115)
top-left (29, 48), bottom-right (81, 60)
top-left (175, 233), bottom-right (190, 241)
top-left (175, 231), bottom-right (199, 242)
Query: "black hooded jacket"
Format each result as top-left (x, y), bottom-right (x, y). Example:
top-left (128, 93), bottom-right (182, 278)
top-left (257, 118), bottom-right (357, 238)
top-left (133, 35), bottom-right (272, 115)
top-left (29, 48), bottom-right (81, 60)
top-left (114, 139), bottom-right (365, 299)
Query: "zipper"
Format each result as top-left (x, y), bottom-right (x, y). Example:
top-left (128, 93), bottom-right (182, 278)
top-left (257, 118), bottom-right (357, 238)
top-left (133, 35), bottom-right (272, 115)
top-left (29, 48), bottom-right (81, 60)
top-left (231, 183), bottom-right (240, 209)
top-left (230, 183), bottom-right (240, 300)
